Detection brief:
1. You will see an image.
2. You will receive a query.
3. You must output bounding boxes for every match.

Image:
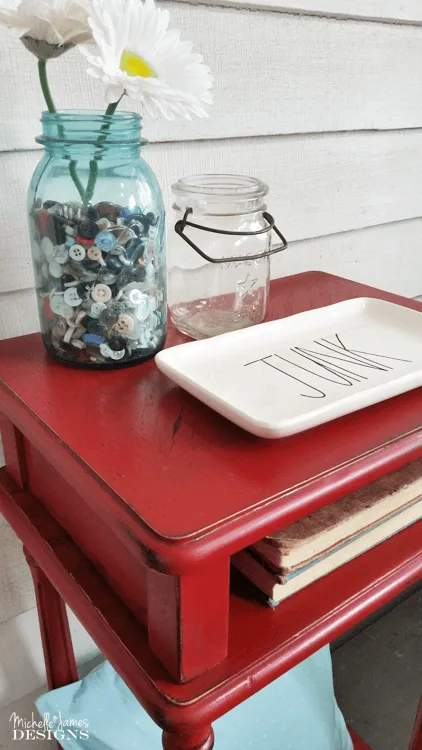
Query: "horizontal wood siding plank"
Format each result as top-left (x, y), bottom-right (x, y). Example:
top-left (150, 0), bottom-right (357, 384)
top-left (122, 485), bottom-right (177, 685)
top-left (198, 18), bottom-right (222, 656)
top-left (173, 0), bottom-right (422, 24)
top-left (0, 218), bottom-right (420, 342)
top-left (272, 218), bottom-right (422, 299)
top-left (2, 6), bottom-right (422, 151)
top-left (1, 130), bottom-right (422, 294)
top-left (0, 290), bottom-right (39, 338)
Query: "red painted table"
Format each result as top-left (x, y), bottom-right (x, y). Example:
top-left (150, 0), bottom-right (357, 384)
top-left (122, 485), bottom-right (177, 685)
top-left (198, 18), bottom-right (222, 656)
top-left (0, 272), bottom-right (421, 750)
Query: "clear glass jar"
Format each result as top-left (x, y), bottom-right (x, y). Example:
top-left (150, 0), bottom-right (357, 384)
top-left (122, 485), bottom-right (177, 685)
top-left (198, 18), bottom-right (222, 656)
top-left (168, 174), bottom-right (287, 339)
top-left (28, 111), bottom-right (166, 369)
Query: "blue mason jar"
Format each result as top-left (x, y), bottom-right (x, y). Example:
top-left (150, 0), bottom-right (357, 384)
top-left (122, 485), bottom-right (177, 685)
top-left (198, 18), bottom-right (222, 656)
top-left (28, 111), bottom-right (166, 369)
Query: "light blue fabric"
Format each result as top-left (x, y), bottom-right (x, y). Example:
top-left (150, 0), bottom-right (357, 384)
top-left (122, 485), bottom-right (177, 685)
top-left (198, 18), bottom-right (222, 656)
top-left (36, 646), bottom-right (352, 750)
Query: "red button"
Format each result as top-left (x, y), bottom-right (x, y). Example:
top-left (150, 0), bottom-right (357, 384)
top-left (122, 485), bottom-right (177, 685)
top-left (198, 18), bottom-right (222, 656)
top-left (76, 236), bottom-right (95, 246)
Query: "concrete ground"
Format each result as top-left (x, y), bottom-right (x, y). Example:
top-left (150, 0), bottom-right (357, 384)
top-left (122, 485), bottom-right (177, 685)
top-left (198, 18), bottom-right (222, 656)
top-left (332, 586), bottom-right (422, 750)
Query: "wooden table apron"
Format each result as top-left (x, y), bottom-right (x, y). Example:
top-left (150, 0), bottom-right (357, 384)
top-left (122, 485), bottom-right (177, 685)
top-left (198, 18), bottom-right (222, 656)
top-left (0, 273), bottom-right (421, 747)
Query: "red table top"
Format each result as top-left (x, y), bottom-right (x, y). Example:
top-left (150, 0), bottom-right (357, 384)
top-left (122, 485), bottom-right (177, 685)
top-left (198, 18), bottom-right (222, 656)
top-left (1, 272), bottom-right (422, 565)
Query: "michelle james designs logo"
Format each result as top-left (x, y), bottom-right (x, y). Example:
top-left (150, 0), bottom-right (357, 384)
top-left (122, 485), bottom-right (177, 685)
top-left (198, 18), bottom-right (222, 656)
top-left (9, 712), bottom-right (90, 742)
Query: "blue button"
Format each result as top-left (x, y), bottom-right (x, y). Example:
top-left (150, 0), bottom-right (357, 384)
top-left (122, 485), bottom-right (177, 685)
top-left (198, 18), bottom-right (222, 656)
top-left (121, 205), bottom-right (143, 219)
top-left (66, 237), bottom-right (76, 248)
top-left (95, 231), bottom-right (117, 253)
top-left (82, 333), bottom-right (105, 346)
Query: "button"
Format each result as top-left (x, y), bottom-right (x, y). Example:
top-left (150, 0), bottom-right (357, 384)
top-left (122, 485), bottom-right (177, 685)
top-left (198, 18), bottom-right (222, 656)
top-left (86, 206), bottom-right (100, 222)
top-left (72, 339), bottom-right (86, 350)
top-left (129, 288), bottom-right (147, 306)
top-left (76, 282), bottom-right (92, 300)
top-left (52, 317), bottom-right (68, 339)
top-left (65, 225), bottom-right (76, 237)
top-left (64, 287), bottom-right (83, 307)
top-left (54, 244), bottom-right (69, 263)
top-left (90, 302), bottom-right (107, 318)
top-left (76, 235), bottom-right (95, 246)
top-left (109, 335), bottom-right (126, 351)
top-left (48, 261), bottom-right (63, 278)
top-left (87, 246), bottom-right (104, 262)
top-left (95, 231), bottom-right (117, 253)
top-left (114, 227), bottom-right (133, 245)
top-left (114, 314), bottom-right (135, 334)
top-left (91, 284), bottom-right (112, 303)
top-left (82, 333), bottom-right (105, 346)
top-left (69, 244), bottom-right (86, 262)
top-left (100, 343), bottom-right (113, 358)
top-left (97, 218), bottom-right (111, 231)
top-left (86, 318), bottom-right (103, 335)
top-left (41, 237), bottom-right (55, 259)
top-left (104, 254), bottom-right (124, 273)
top-left (121, 205), bottom-right (143, 219)
top-left (35, 210), bottom-right (50, 236)
top-left (79, 219), bottom-right (99, 240)
top-left (50, 294), bottom-right (74, 317)
top-left (126, 321), bottom-right (143, 340)
top-left (110, 348), bottom-right (125, 361)
top-left (66, 237), bottom-right (76, 248)
top-left (41, 262), bottom-right (50, 279)
top-left (146, 211), bottom-right (158, 226)
top-left (97, 202), bottom-right (122, 223)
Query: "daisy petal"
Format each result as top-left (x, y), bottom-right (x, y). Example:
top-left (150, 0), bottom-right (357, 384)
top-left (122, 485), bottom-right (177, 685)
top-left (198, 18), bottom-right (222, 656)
top-left (79, 0), bottom-right (213, 120)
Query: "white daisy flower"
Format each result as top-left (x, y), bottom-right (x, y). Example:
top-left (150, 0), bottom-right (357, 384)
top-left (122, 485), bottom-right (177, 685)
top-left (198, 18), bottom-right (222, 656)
top-left (80, 0), bottom-right (213, 120)
top-left (0, 0), bottom-right (92, 58)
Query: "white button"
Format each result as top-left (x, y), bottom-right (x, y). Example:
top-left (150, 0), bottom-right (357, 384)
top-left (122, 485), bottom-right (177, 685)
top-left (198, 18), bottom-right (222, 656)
top-left (54, 244), bottom-right (69, 264)
top-left (65, 224), bottom-right (76, 237)
top-left (100, 343), bottom-right (112, 358)
top-left (48, 261), bottom-right (63, 279)
top-left (90, 302), bottom-right (107, 318)
top-left (41, 263), bottom-right (50, 279)
top-left (114, 314), bottom-right (135, 334)
top-left (110, 349), bottom-right (125, 360)
top-left (41, 237), bottom-right (55, 259)
top-left (126, 321), bottom-right (143, 340)
top-left (64, 287), bottom-right (83, 307)
top-left (91, 284), bottom-right (112, 303)
top-left (69, 244), bottom-right (86, 262)
top-left (135, 296), bottom-right (150, 322)
top-left (50, 294), bottom-right (74, 317)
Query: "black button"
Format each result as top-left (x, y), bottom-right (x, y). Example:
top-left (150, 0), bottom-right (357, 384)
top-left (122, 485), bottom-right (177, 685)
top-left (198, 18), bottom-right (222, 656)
top-left (79, 220), bottom-right (99, 240)
top-left (108, 335), bottom-right (127, 351)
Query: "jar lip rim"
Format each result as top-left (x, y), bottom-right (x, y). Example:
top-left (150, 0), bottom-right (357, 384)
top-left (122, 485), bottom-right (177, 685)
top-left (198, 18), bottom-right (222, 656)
top-left (172, 174), bottom-right (269, 199)
top-left (41, 110), bottom-right (141, 123)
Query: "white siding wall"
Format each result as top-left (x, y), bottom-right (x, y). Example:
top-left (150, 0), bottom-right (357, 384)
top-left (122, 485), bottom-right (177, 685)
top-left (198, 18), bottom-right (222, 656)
top-left (1, 0), bottom-right (422, 718)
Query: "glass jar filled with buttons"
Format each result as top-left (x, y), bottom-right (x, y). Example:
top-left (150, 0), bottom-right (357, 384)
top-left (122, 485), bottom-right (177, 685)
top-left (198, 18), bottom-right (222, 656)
top-left (28, 111), bottom-right (166, 368)
top-left (168, 175), bottom-right (288, 339)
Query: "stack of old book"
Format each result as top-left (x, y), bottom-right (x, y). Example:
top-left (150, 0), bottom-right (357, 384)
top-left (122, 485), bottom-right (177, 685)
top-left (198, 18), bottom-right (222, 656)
top-left (232, 460), bottom-right (422, 605)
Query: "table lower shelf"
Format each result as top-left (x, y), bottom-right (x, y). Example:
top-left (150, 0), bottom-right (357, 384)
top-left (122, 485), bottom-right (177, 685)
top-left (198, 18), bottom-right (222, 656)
top-left (0, 465), bottom-right (420, 734)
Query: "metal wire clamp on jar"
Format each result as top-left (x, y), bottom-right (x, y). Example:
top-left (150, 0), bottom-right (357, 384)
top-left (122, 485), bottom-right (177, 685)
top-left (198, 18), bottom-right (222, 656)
top-left (168, 175), bottom-right (288, 339)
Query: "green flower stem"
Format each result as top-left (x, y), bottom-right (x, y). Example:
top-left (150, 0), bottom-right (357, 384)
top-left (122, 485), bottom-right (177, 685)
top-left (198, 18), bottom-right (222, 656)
top-left (37, 58), bottom-right (85, 201)
top-left (83, 99), bottom-right (122, 208)
top-left (38, 59), bottom-right (56, 114)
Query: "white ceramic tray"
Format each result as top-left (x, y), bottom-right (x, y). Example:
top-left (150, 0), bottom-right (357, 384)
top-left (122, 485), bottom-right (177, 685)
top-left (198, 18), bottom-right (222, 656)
top-left (155, 298), bottom-right (422, 438)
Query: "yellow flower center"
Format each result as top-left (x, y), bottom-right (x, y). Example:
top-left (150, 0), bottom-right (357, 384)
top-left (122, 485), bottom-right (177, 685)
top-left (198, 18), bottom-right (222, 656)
top-left (120, 51), bottom-right (156, 78)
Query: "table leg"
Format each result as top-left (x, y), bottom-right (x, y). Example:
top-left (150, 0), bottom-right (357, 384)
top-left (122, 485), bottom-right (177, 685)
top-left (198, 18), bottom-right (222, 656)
top-left (409, 698), bottom-right (422, 750)
top-left (147, 561), bottom-right (230, 681)
top-left (162, 726), bottom-right (214, 750)
top-left (24, 548), bottom-right (79, 690)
